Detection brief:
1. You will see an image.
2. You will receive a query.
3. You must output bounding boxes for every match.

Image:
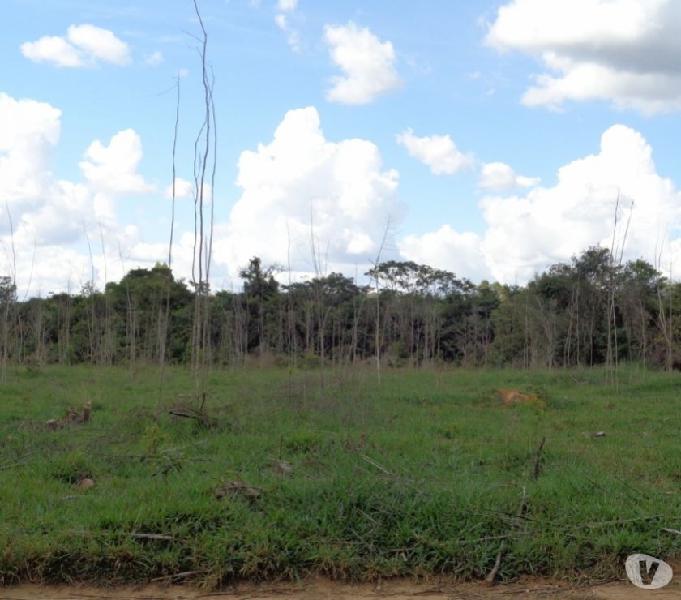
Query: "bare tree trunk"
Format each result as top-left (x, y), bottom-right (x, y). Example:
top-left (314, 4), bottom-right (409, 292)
top-left (372, 219), bottom-right (391, 383)
top-left (160, 74), bottom-right (181, 371)
top-left (189, 0), bottom-right (217, 398)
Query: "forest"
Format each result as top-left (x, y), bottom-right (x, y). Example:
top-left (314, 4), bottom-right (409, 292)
top-left (2, 244), bottom-right (678, 371)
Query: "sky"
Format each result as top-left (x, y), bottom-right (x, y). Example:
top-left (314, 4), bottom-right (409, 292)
top-left (4, 0), bottom-right (681, 296)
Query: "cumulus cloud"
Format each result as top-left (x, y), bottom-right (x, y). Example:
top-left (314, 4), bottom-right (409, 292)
top-left (0, 95), bottom-right (394, 294)
top-left (0, 93), bottom-right (61, 203)
top-left (21, 24), bottom-right (130, 68)
top-left (399, 226), bottom-right (488, 281)
top-left (0, 94), bottom-right (93, 267)
top-left (66, 25), bottom-right (130, 65)
top-left (212, 106), bottom-right (401, 276)
top-left (0, 91), bottom-right (160, 295)
top-left (5, 91), bottom-right (681, 298)
top-left (481, 124), bottom-right (681, 282)
top-left (165, 177), bottom-right (194, 200)
top-left (20, 36), bottom-right (83, 68)
top-left (486, 0), bottom-right (681, 113)
top-left (479, 162), bottom-right (540, 191)
top-left (324, 22), bottom-right (401, 105)
top-left (400, 124), bottom-right (681, 283)
top-left (80, 130), bottom-right (153, 195)
top-left (396, 129), bottom-right (473, 175)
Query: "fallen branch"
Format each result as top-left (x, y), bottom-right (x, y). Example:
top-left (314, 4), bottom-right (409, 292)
top-left (485, 545), bottom-right (504, 586)
top-left (169, 408), bottom-right (202, 419)
top-left (169, 407), bottom-right (215, 427)
top-left (46, 401), bottom-right (93, 431)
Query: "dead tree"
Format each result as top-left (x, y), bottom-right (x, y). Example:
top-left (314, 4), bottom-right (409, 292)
top-left (371, 219), bottom-right (391, 383)
top-left (189, 0), bottom-right (217, 391)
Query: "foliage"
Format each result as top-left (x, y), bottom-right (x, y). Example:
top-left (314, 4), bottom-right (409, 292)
top-left (1, 248), bottom-right (680, 370)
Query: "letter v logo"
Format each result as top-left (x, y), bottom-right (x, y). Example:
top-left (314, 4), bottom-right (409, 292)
top-left (625, 554), bottom-right (674, 590)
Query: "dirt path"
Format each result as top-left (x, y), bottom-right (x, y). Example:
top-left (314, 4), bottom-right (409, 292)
top-left (2, 576), bottom-right (680, 600)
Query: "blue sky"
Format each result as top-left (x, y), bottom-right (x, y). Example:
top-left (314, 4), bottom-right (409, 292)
top-left (3, 0), bottom-right (681, 293)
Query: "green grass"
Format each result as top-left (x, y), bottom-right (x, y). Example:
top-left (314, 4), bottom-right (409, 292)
top-left (0, 364), bottom-right (679, 586)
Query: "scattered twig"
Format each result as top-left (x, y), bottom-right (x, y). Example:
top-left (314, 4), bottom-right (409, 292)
top-left (577, 515), bottom-right (661, 530)
top-left (151, 569), bottom-right (206, 582)
top-left (0, 459), bottom-right (31, 471)
top-left (498, 585), bottom-right (565, 595)
top-left (131, 533), bottom-right (175, 541)
top-left (215, 480), bottom-right (262, 501)
top-left (532, 436), bottom-right (546, 480)
top-left (485, 487), bottom-right (528, 586)
top-left (360, 453), bottom-right (392, 475)
top-left (269, 459), bottom-right (293, 476)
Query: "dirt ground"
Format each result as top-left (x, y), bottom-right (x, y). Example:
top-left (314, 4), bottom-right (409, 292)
top-left (2, 575), bottom-right (680, 600)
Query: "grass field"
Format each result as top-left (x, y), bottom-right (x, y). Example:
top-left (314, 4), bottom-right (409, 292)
top-left (0, 364), bottom-right (679, 587)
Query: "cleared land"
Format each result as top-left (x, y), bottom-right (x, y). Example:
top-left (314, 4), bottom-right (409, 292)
top-left (0, 365), bottom-right (679, 589)
top-left (4, 572), bottom-right (681, 599)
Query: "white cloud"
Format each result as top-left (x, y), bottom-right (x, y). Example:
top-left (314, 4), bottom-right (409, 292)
top-left (212, 106), bottom-right (401, 276)
top-left (0, 91), bottom-right (253, 297)
top-left (401, 124), bottom-right (681, 284)
top-left (399, 226), bottom-right (489, 281)
top-left (479, 162), bottom-right (540, 191)
top-left (0, 93), bottom-right (62, 203)
top-left (277, 0), bottom-right (298, 12)
top-left (324, 22), bottom-right (401, 105)
top-left (486, 0), bottom-right (681, 114)
top-left (0, 92), bottom-right (163, 294)
top-left (21, 24), bottom-right (130, 68)
top-left (20, 36), bottom-right (83, 68)
top-left (5, 92), bottom-right (681, 296)
top-left (165, 177), bottom-right (194, 200)
top-left (66, 24), bottom-right (130, 65)
top-left (273, 0), bottom-right (301, 52)
top-left (275, 13), bottom-right (301, 52)
top-left (396, 129), bottom-right (473, 175)
top-left (480, 124), bottom-right (681, 282)
top-left (0, 91), bottom-right (224, 294)
top-left (144, 51), bottom-right (164, 67)
top-left (163, 178), bottom-right (213, 206)
top-left (79, 130), bottom-right (153, 195)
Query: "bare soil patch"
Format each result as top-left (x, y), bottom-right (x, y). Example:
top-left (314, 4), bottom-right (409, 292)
top-left (2, 574), bottom-right (680, 600)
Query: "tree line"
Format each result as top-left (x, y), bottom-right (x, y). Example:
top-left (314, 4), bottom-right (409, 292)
top-left (0, 246), bottom-right (678, 370)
